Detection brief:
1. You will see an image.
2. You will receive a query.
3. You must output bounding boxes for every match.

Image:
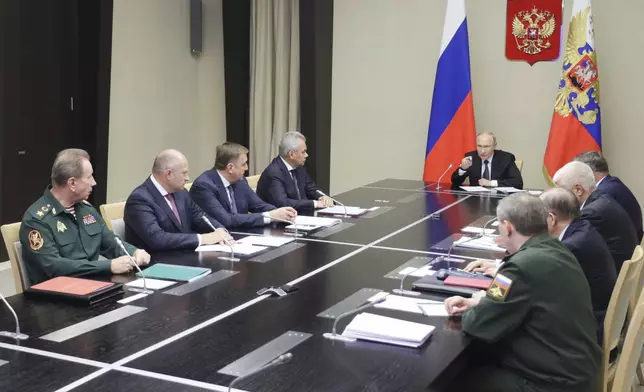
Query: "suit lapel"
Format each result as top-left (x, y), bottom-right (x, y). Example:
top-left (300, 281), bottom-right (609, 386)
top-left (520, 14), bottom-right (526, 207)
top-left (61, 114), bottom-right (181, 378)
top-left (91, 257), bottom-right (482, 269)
top-left (277, 157), bottom-right (298, 198)
top-left (210, 170), bottom-right (232, 212)
top-left (144, 178), bottom-right (183, 231)
top-left (174, 191), bottom-right (190, 232)
top-left (471, 155), bottom-right (482, 182)
top-left (491, 153), bottom-right (502, 179)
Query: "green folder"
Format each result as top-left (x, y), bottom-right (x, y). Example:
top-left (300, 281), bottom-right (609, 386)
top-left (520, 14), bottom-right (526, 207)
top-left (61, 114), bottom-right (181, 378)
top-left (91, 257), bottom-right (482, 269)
top-left (136, 263), bottom-right (211, 282)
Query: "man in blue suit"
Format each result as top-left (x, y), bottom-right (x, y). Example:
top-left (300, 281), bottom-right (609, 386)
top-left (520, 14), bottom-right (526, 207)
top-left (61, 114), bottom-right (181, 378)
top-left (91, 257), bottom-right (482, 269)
top-left (124, 149), bottom-right (233, 252)
top-left (574, 151), bottom-right (643, 242)
top-left (191, 142), bottom-right (297, 229)
top-left (256, 131), bottom-right (334, 214)
top-left (540, 188), bottom-right (616, 339)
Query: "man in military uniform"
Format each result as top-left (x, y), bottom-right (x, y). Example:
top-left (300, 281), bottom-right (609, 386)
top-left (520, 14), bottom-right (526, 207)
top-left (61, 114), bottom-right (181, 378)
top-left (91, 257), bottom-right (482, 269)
top-left (20, 149), bottom-right (150, 286)
top-left (445, 193), bottom-right (601, 392)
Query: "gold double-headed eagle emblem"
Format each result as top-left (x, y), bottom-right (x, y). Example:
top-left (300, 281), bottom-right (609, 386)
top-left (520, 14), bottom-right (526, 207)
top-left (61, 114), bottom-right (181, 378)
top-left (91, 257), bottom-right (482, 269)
top-left (511, 7), bottom-right (556, 55)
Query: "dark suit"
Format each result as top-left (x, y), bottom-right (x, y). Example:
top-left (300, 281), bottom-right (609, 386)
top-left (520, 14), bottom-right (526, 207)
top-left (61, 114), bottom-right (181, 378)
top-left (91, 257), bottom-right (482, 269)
top-left (256, 156), bottom-right (319, 214)
top-left (597, 175), bottom-right (643, 242)
top-left (561, 219), bottom-right (616, 334)
top-left (450, 150), bottom-right (523, 189)
top-left (581, 191), bottom-right (638, 272)
top-left (190, 169), bottom-right (275, 229)
top-left (124, 177), bottom-right (222, 252)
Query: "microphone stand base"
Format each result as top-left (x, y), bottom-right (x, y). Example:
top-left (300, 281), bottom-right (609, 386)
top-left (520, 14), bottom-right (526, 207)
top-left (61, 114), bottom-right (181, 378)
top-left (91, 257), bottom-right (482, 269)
top-left (322, 333), bottom-right (356, 342)
top-left (218, 256), bottom-right (240, 262)
top-left (0, 331), bottom-right (28, 340)
top-left (392, 289), bottom-right (421, 297)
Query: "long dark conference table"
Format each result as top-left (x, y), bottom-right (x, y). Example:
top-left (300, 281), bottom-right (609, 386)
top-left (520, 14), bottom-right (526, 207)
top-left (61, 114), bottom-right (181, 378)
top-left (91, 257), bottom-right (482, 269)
top-left (0, 179), bottom-right (509, 392)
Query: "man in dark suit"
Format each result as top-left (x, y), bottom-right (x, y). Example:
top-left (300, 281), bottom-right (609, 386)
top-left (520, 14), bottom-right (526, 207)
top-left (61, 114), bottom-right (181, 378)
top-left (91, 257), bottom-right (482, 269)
top-left (554, 161), bottom-right (637, 272)
top-left (256, 131), bottom-right (334, 214)
top-left (191, 142), bottom-right (297, 229)
top-left (540, 188), bottom-right (616, 338)
top-left (574, 151), bottom-right (643, 242)
top-left (450, 132), bottom-right (523, 189)
top-left (124, 149), bottom-right (233, 252)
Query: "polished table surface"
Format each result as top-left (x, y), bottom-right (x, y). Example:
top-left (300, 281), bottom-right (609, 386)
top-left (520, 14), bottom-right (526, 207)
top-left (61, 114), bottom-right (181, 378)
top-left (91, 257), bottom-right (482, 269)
top-left (0, 179), bottom-right (507, 392)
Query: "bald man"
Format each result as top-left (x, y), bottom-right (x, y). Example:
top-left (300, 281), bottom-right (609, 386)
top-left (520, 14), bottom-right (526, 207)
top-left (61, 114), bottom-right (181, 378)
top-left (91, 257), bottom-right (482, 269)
top-left (124, 149), bottom-right (233, 252)
top-left (450, 132), bottom-right (523, 189)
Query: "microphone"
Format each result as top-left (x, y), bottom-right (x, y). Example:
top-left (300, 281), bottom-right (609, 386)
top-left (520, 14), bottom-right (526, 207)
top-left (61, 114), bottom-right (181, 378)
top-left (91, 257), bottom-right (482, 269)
top-left (0, 291), bottom-right (28, 340)
top-left (393, 257), bottom-right (444, 297)
top-left (271, 216), bottom-right (299, 240)
top-left (323, 292), bottom-right (388, 342)
top-left (316, 190), bottom-right (348, 218)
top-left (227, 352), bottom-right (293, 392)
top-left (446, 217), bottom-right (497, 269)
top-left (115, 237), bottom-right (152, 294)
top-left (435, 163), bottom-right (454, 192)
top-left (201, 216), bottom-right (239, 262)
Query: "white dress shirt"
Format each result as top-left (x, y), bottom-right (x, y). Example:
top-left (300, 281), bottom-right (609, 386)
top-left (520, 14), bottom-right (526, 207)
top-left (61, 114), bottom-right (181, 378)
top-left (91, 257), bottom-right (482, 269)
top-left (458, 154), bottom-right (498, 187)
top-left (558, 224), bottom-right (570, 241)
top-left (596, 175), bottom-right (606, 188)
top-left (150, 175), bottom-right (202, 246)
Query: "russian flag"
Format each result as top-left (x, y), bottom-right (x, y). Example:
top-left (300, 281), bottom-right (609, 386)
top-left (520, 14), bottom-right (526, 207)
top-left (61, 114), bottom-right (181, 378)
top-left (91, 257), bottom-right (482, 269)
top-left (423, 0), bottom-right (476, 183)
top-left (543, 0), bottom-right (601, 182)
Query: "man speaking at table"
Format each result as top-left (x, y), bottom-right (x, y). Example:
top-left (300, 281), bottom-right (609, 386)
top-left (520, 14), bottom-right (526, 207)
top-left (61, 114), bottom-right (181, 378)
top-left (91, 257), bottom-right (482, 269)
top-left (256, 131), bottom-right (333, 214)
top-left (124, 149), bottom-right (232, 252)
top-left (450, 132), bottom-right (523, 189)
top-left (190, 142), bottom-right (297, 229)
top-left (445, 193), bottom-right (600, 392)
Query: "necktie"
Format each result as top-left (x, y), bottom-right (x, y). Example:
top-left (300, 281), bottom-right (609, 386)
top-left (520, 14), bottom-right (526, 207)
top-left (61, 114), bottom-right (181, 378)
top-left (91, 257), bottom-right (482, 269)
top-left (228, 185), bottom-right (238, 214)
top-left (290, 170), bottom-right (302, 200)
top-left (482, 160), bottom-right (490, 180)
top-left (165, 193), bottom-right (182, 224)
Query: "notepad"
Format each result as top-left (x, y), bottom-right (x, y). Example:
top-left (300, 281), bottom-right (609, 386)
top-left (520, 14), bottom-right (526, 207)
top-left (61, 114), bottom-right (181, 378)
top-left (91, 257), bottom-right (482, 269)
top-left (417, 303), bottom-right (449, 317)
top-left (454, 236), bottom-right (506, 252)
top-left (125, 278), bottom-right (177, 290)
top-left (317, 206), bottom-right (367, 217)
top-left (195, 243), bottom-right (268, 255)
top-left (374, 294), bottom-right (442, 315)
top-left (236, 236), bottom-right (294, 247)
top-left (342, 313), bottom-right (435, 348)
top-left (136, 263), bottom-right (211, 282)
top-left (294, 216), bottom-right (341, 227)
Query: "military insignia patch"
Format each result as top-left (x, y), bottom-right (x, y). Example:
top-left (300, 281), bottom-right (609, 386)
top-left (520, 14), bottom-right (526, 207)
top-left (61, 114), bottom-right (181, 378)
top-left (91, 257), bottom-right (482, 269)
top-left (82, 214), bottom-right (97, 225)
top-left (56, 221), bottom-right (67, 233)
top-left (28, 230), bottom-right (44, 251)
top-left (36, 211), bottom-right (44, 217)
top-left (487, 273), bottom-right (513, 301)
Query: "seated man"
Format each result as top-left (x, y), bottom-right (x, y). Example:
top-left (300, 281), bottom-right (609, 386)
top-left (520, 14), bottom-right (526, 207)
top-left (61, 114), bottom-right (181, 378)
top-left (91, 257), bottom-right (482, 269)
top-left (446, 193), bottom-right (600, 392)
top-left (450, 132), bottom-right (523, 189)
top-left (256, 131), bottom-right (333, 214)
top-left (20, 149), bottom-right (150, 285)
top-left (574, 151), bottom-right (643, 242)
top-left (191, 142), bottom-right (297, 229)
top-left (540, 188), bottom-right (616, 337)
top-left (124, 149), bottom-right (232, 252)
top-left (554, 161), bottom-right (637, 272)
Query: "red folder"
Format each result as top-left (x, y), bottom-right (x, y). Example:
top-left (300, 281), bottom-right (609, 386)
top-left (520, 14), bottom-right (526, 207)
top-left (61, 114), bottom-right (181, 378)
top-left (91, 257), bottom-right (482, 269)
top-left (443, 276), bottom-right (492, 290)
top-left (30, 277), bottom-right (114, 295)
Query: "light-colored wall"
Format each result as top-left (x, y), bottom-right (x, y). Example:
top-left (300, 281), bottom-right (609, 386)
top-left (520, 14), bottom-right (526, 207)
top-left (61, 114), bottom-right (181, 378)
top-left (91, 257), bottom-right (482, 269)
top-left (107, 0), bottom-right (226, 202)
top-left (330, 0), bottom-right (644, 206)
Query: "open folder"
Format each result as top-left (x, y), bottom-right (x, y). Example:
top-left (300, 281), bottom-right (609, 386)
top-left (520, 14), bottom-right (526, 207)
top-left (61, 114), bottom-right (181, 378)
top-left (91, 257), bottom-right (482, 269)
top-left (341, 312), bottom-right (435, 348)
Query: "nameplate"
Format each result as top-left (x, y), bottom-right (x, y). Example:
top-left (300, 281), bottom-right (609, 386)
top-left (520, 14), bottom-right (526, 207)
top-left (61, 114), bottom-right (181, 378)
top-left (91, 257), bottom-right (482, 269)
top-left (40, 305), bottom-right (146, 343)
top-left (384, 256), bottom-right (434, 280)
top-left (362, 206), bottom-right (394, 218)
top-left (249, 242), bottom-right (306, 263)
top-left (309, 222), bottom-right (355, 238)
top-left (163, 270), bottom-right (238, 296)
top-left (218, 331), bottom-right (311, 376)
top-left (317, 288), bottom-right (383, 319)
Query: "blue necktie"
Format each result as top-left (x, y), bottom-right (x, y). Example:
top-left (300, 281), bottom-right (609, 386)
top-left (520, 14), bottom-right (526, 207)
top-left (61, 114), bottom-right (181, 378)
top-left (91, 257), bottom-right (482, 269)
top-left (228, 185), bottom-right (238, 214)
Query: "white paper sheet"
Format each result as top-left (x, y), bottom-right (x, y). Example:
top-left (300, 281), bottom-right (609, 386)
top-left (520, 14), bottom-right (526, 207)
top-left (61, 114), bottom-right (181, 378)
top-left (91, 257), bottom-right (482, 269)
top-left (461, 226), bottom-right (496, 235)
top-left (236, 236), bottom-right (294, 247)
top-left (294, 215), bottom-right (341, 227)
top-left (459, 186), bottom-right (492, 192)
top-left (318, 206), bottom-right (367, 216)
top-left (417, 303), bottom-right (449, 317)
top-left (455, 236), bottom-right (505, 252)
top-left (397, 266), bottom-right (436, 278)
top-left (195, 243), bottom-right (268, 255)
top-left (342, 312), bottom-right (435, 347)
top-left (125, 278), bottom-right (177, 290)
top-left (495, 187), bottom-right (524, 193)
top-left (374, 294), bottom-right (442, 315)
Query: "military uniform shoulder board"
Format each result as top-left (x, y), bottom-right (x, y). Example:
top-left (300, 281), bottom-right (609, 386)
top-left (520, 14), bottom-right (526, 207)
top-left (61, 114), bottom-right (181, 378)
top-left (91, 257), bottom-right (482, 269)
top-left (32, 204), bottom-right (51, 220)
top-left (486, 273), bottom-right (513, 301)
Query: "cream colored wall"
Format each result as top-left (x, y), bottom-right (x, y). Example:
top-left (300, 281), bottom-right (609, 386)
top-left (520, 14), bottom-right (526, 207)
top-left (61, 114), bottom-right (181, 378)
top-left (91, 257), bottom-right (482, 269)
top-left (331, 0), bottom-right (644, 206)
top-left (107, 0), bottom-right (226, 202)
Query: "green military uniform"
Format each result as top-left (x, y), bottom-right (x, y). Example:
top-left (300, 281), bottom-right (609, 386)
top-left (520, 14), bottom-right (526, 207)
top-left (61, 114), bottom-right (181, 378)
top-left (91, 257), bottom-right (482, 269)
top-left (461, 234), bottom-right (601, 392)
top-left (19, 186), bottom-right (137, 285)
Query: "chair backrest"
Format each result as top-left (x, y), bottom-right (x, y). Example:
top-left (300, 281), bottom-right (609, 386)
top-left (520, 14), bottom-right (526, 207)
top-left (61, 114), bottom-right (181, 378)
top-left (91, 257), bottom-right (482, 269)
top-left (246, 175), bottom-right (261, 191)
top-left (611, 290), bottom-right (644, 392)
top-left (628, 246), bottom-right (644, 322)
top-left (1, 222), bottom-right (29, 294)
top-left (515, 159), bottom-right (524, 172)
top-left (184, 182), bottom-right (193, 191)
top-left (601, 250), bottom-right (642, 391)
top-left (99, 202), bottom-right (125, 232)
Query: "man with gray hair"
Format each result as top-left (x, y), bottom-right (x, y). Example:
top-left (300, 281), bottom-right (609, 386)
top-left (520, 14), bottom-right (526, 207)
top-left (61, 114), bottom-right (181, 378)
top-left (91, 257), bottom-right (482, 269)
top-left (256, 131), bottom-right (333, 214)
top-left (553, 161), bottom-right (637, 271)
top-left (20, 148), bottom-right (151, 285)
top-left (445, 193), bottom-right (600, 392)
top-left (573, 151), bottom-right (642, 241)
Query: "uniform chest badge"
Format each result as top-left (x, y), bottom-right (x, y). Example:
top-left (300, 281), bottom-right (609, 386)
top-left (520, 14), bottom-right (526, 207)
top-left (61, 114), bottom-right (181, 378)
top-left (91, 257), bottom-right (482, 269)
top-left (57, 221), bottom-right (67, 233)
top-left (82, 214), bottom-right (97, 225)
top-left (28, 230), bottom-right (44, 250)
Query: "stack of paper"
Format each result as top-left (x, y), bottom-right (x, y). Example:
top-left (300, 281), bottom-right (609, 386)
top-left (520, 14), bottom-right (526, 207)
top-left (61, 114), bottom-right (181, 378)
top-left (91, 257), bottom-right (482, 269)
top-left (294, 216), bottom-right (342, 227)
top-left (374, 294), bottom-right (442, 315)
top-left (195, 243), bottom-right (267, 255)
top-left (342, 313), bottom-right (435, 348)
top-left (236, 236), bottom-right (294, 247)
top-left (461, 226), bottom-right (496, 235)
top-left (318, 206), bottom-right (367, 216)
top-left (454, 236), bottom-right (505, 252)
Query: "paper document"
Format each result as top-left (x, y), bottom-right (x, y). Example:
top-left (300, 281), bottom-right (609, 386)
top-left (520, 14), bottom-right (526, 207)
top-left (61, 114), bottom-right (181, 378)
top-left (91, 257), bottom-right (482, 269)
top-left (342, 312), bottom-right (435, 348)
top-left (417, 303), bottom-right (449, 317)
top-left (318, 206), bottom-right (367, 216)
top-left (495, 187), bottom-right (524, 193)
top-left (460, 186), bottom-right (492, 192)
top-left (195, 243), bottom-right (268, 255)
top-left (398, 266), bottom-right (436, 278)
top-left (236, 236), bottom-right (294, 247)
top-left (455, 236), bottom-right (505, 252)
top-left (374, 294), bottom-right (442, 315)
top-left (294, 215), bottom-right (341, 227)
top-left (491, 221), bottom-right (500, 227)
top-left (125, 278), bottom-right (177, 290)
top-left (527, 190), bottom-right (543, 196)
top-left (461, 226), bottom-right (496, 235)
